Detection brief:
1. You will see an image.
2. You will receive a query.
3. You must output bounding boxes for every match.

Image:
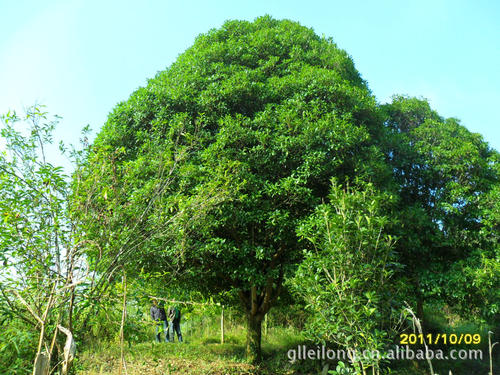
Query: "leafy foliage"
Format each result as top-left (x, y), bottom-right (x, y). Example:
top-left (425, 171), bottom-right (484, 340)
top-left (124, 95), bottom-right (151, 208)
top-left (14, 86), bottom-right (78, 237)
top-left (382, 95), bottom-right (499, 321)
top-left (0, 106), bottom-right (80, 373)
top-left (74, 16), bottom-right (391, 362)
top-left (292, 181), bottom-right (401, 370)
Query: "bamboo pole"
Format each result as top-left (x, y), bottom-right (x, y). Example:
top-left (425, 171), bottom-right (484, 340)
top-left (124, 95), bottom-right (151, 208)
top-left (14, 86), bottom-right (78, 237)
top-left (118, 271), bottom-right (127, 375)
top-left (220, 305), bottom-right (224, 344)
top-left (404, 306), bottom-right (434, 375)
top-left (264, 313), bottom-right (268, 336)
top-left (488, 331), bottom-right (498, 375)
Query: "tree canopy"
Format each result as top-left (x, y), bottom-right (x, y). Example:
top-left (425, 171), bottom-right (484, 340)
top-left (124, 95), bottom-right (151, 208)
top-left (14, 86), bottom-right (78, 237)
top-left (73, 16), bottom-right (499, 364)
top-left (382, 96), bottom-right (499, 321)
top-left (74, 16), bottom-right (393, 362)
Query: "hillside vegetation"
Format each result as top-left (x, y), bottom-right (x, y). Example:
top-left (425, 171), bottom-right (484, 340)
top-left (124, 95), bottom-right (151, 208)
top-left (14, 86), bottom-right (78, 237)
top-left (0, 16), bottom-right (498, 375)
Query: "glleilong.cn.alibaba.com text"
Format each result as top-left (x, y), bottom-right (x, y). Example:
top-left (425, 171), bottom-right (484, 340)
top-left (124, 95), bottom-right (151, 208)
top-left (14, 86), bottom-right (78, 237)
top-left (286, 345), bottom-right (484, 363)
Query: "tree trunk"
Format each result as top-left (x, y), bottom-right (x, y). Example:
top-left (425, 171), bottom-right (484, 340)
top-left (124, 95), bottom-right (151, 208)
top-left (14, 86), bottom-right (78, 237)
top-left (246, 313), bottom-right (263, 364)
top-left (239, 269), bottom-right (283, 364)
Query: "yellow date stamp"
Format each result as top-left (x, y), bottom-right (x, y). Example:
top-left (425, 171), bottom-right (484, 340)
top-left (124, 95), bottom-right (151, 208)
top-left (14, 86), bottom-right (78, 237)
top-left (400, 333), bottom-right (481, 345)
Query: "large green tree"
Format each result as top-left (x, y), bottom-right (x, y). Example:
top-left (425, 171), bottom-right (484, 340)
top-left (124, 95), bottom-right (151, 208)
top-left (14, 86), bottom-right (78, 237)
top-left (381, 95), bottom-right (499, 322)
top-left (75, 16), bottom-right (391, 362)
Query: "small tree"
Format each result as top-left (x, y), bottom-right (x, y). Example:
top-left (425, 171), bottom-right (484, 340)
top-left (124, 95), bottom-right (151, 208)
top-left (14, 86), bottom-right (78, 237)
top-left (291, 181), bottom-right (402, 373)
top-left (0, 106), bottom-right (84, 374)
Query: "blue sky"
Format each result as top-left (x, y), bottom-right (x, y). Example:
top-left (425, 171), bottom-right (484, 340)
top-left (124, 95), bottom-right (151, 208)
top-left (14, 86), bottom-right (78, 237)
top-left (1, 0), bottom-right (499, 159)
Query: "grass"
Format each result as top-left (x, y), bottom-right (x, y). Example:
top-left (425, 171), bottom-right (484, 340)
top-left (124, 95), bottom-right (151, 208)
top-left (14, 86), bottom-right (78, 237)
top-left (74, 325), bottom-right (320, 375)
top-left (74, 310), bottom-right (498, 375)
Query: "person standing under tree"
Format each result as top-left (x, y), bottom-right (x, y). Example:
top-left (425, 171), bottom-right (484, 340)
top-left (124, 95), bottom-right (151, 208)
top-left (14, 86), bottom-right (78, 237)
top-left (167, 305), bottom-right (183, 342)
top-left (150, 300), bottom-right (168, 342)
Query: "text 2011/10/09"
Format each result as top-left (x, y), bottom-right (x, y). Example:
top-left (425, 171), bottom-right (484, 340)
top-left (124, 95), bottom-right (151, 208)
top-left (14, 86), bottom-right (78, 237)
top-left (400, 333), bottom-right (481, 345)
